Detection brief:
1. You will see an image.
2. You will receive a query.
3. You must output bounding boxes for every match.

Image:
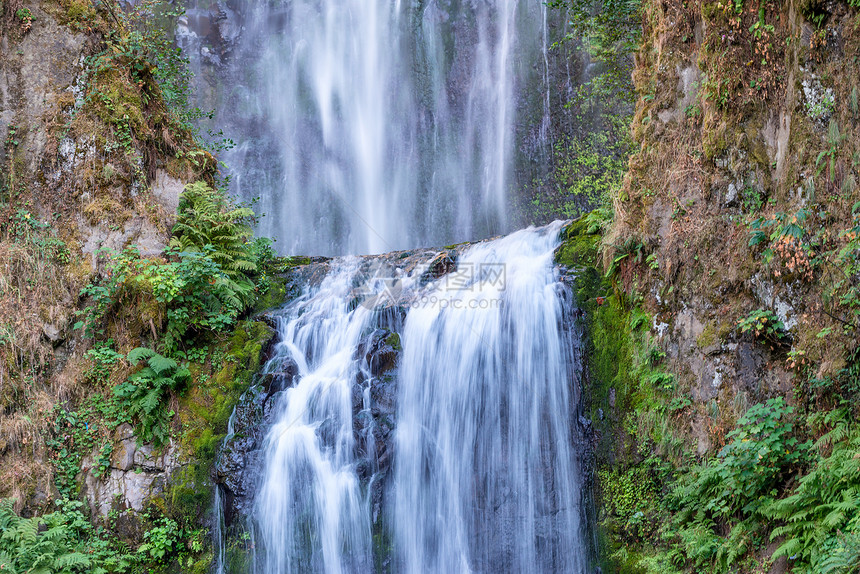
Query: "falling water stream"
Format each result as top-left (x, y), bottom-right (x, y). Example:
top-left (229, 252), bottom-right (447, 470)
top-left (214, 223), bottom-right (588, 572)
top-left (179, 0), bottom-right (563, 255)
top-left (394, 226), bottom-right (585, 573)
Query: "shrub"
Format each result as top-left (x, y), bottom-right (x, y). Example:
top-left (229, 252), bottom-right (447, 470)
top-left (652, 398), bottom-right (807, 572)
top-left (737, 309), bottom-right (789, 348)
top-left (76, 242), bottom-right (255, 352)
top-left (765, 408), bottom-right (860, 572)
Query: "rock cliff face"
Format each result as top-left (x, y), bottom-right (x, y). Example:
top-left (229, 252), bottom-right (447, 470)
top-left (606, 0), bottom-right (859, 452)
top-left (0, 0), bottom-right (212, 518)
top-left (580, 0), bottom-right (860, 570)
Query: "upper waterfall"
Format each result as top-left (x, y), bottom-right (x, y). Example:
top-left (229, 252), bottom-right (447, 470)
top-left (178, 0), bottom-right (565, 256)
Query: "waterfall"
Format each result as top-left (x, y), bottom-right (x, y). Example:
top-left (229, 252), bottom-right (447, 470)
top-left (253, 260), bottom-right (376, 573)
top-left (178, 0), bottom-right (562, 256)
top-left (394, 224), bottom-right (585, 572)
top-left (225, 223), bottom-right (588, 572)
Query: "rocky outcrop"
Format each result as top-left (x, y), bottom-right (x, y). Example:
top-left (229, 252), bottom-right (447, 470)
top-left (605, 0), bottom-right (860, 445)
top-left (80, 424), bottom-right (183, 518)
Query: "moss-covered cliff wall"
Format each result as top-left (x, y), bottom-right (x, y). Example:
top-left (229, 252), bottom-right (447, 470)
top-left (573, 0), bottom-right (860, 571)
top-left (0, 2), bottom-right (288, 570)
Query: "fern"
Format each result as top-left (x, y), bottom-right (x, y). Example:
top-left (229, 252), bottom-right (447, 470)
top-left (820, 531), bottom-right (860, 573)
top-left (126, 346), bottom-right (156, 364)
top-left (765, 422), bottom-right (860, 571)
top-left (170, 181), bottom-right (257, 280)
top-left (0, 500), bottom-right (91, 574)
top-left (114, 348), bottom-right (190, 445)
top-left (648, 399), bottom-right (806, 572)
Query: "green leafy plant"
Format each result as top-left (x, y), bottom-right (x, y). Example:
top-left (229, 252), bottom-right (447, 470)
top-left (113, 347), bottom-right (190, 445)
top-left (137, 517), bottom-right (184, 564)
top-left (748, 209), bottom-right (815, 280)
top-left (85, 339), bottom-right (125, 385)
top-left (740, 185), bottom-right (764, 213)
top-left (653, 398), bottom-right (806, 572)
top-left (0, 499), bottom-right (91, 573)
top-left (549, 0), bottom-right (641, 66)
top-left (820, 531), bottom-right (860, 574)
top-left (170, 181), bottom-right (257, 280)
top-left (765, 409), bottom-right (860, 572)
top-left (737, 309), bottom-right (789, 347)
top-left (599, 464), bottom-right (660, 543)
top-left (14, 7), bottom-right (33, 32)
top-left (75, 239), bottom-right (258, 351)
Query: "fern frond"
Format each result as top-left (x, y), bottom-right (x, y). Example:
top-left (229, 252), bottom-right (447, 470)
top-left (127, 347), bottom-right (156, 365)
top-left (55, 551), bottom-right (92, 569)
top-left (147, 353), bottom-right (178, 375)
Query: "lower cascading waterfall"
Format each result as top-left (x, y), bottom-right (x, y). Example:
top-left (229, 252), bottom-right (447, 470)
top-left (254, 260), bottom-right (376, 573)
top-left (394, 225), bottom-right (585, 573)
top-left (243, 223), bottom-right (587, 573)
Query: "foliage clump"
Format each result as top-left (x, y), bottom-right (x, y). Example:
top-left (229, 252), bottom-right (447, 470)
top-left (0, 497), bottom-right (202, 573)
top-left (113, 348), bottom-right (190, 445)
top-left (76, 182), bottom-right (270, 353)
top-left (645, 398), bottom-right (806, 573)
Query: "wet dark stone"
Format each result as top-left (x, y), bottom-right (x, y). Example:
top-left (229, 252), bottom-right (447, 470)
top-left (421, 252), bottom-right (457, 282)
top-left (213, 355), bottom-right (300, 524)
top-left (735, 341), bottom-right (766, 393)
top-left (356, 328), bottom-right (401, 378)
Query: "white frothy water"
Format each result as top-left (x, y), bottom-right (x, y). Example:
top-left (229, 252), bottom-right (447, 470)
top-left (254, 261), bottom-right (374, 573)
top-left (243, 224), bottom-right (587, 572)
top-left (394, 222), bottom-right (585, 573)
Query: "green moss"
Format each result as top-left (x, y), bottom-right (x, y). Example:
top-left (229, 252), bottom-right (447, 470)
top-left (66, 0), bottom-right (96, 24)
top-left (286, 256), bottom-right (312, 266)
top-left (252, 276), bottom-right (288, 314)
top-left (702, 118), bottom-right (728, 160)
top-left (385, 332), bottom-right (401, 351)
top-left (184, 554), bottom-right (215, 574)
top-left (597, 464), bottom-right (660, 573)
top-left (554, 217), bottom-right (601, 269)
top-left (696, 323), bottom-right (718, 349)
top-left (167, 320), bottom-right (274, 521)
